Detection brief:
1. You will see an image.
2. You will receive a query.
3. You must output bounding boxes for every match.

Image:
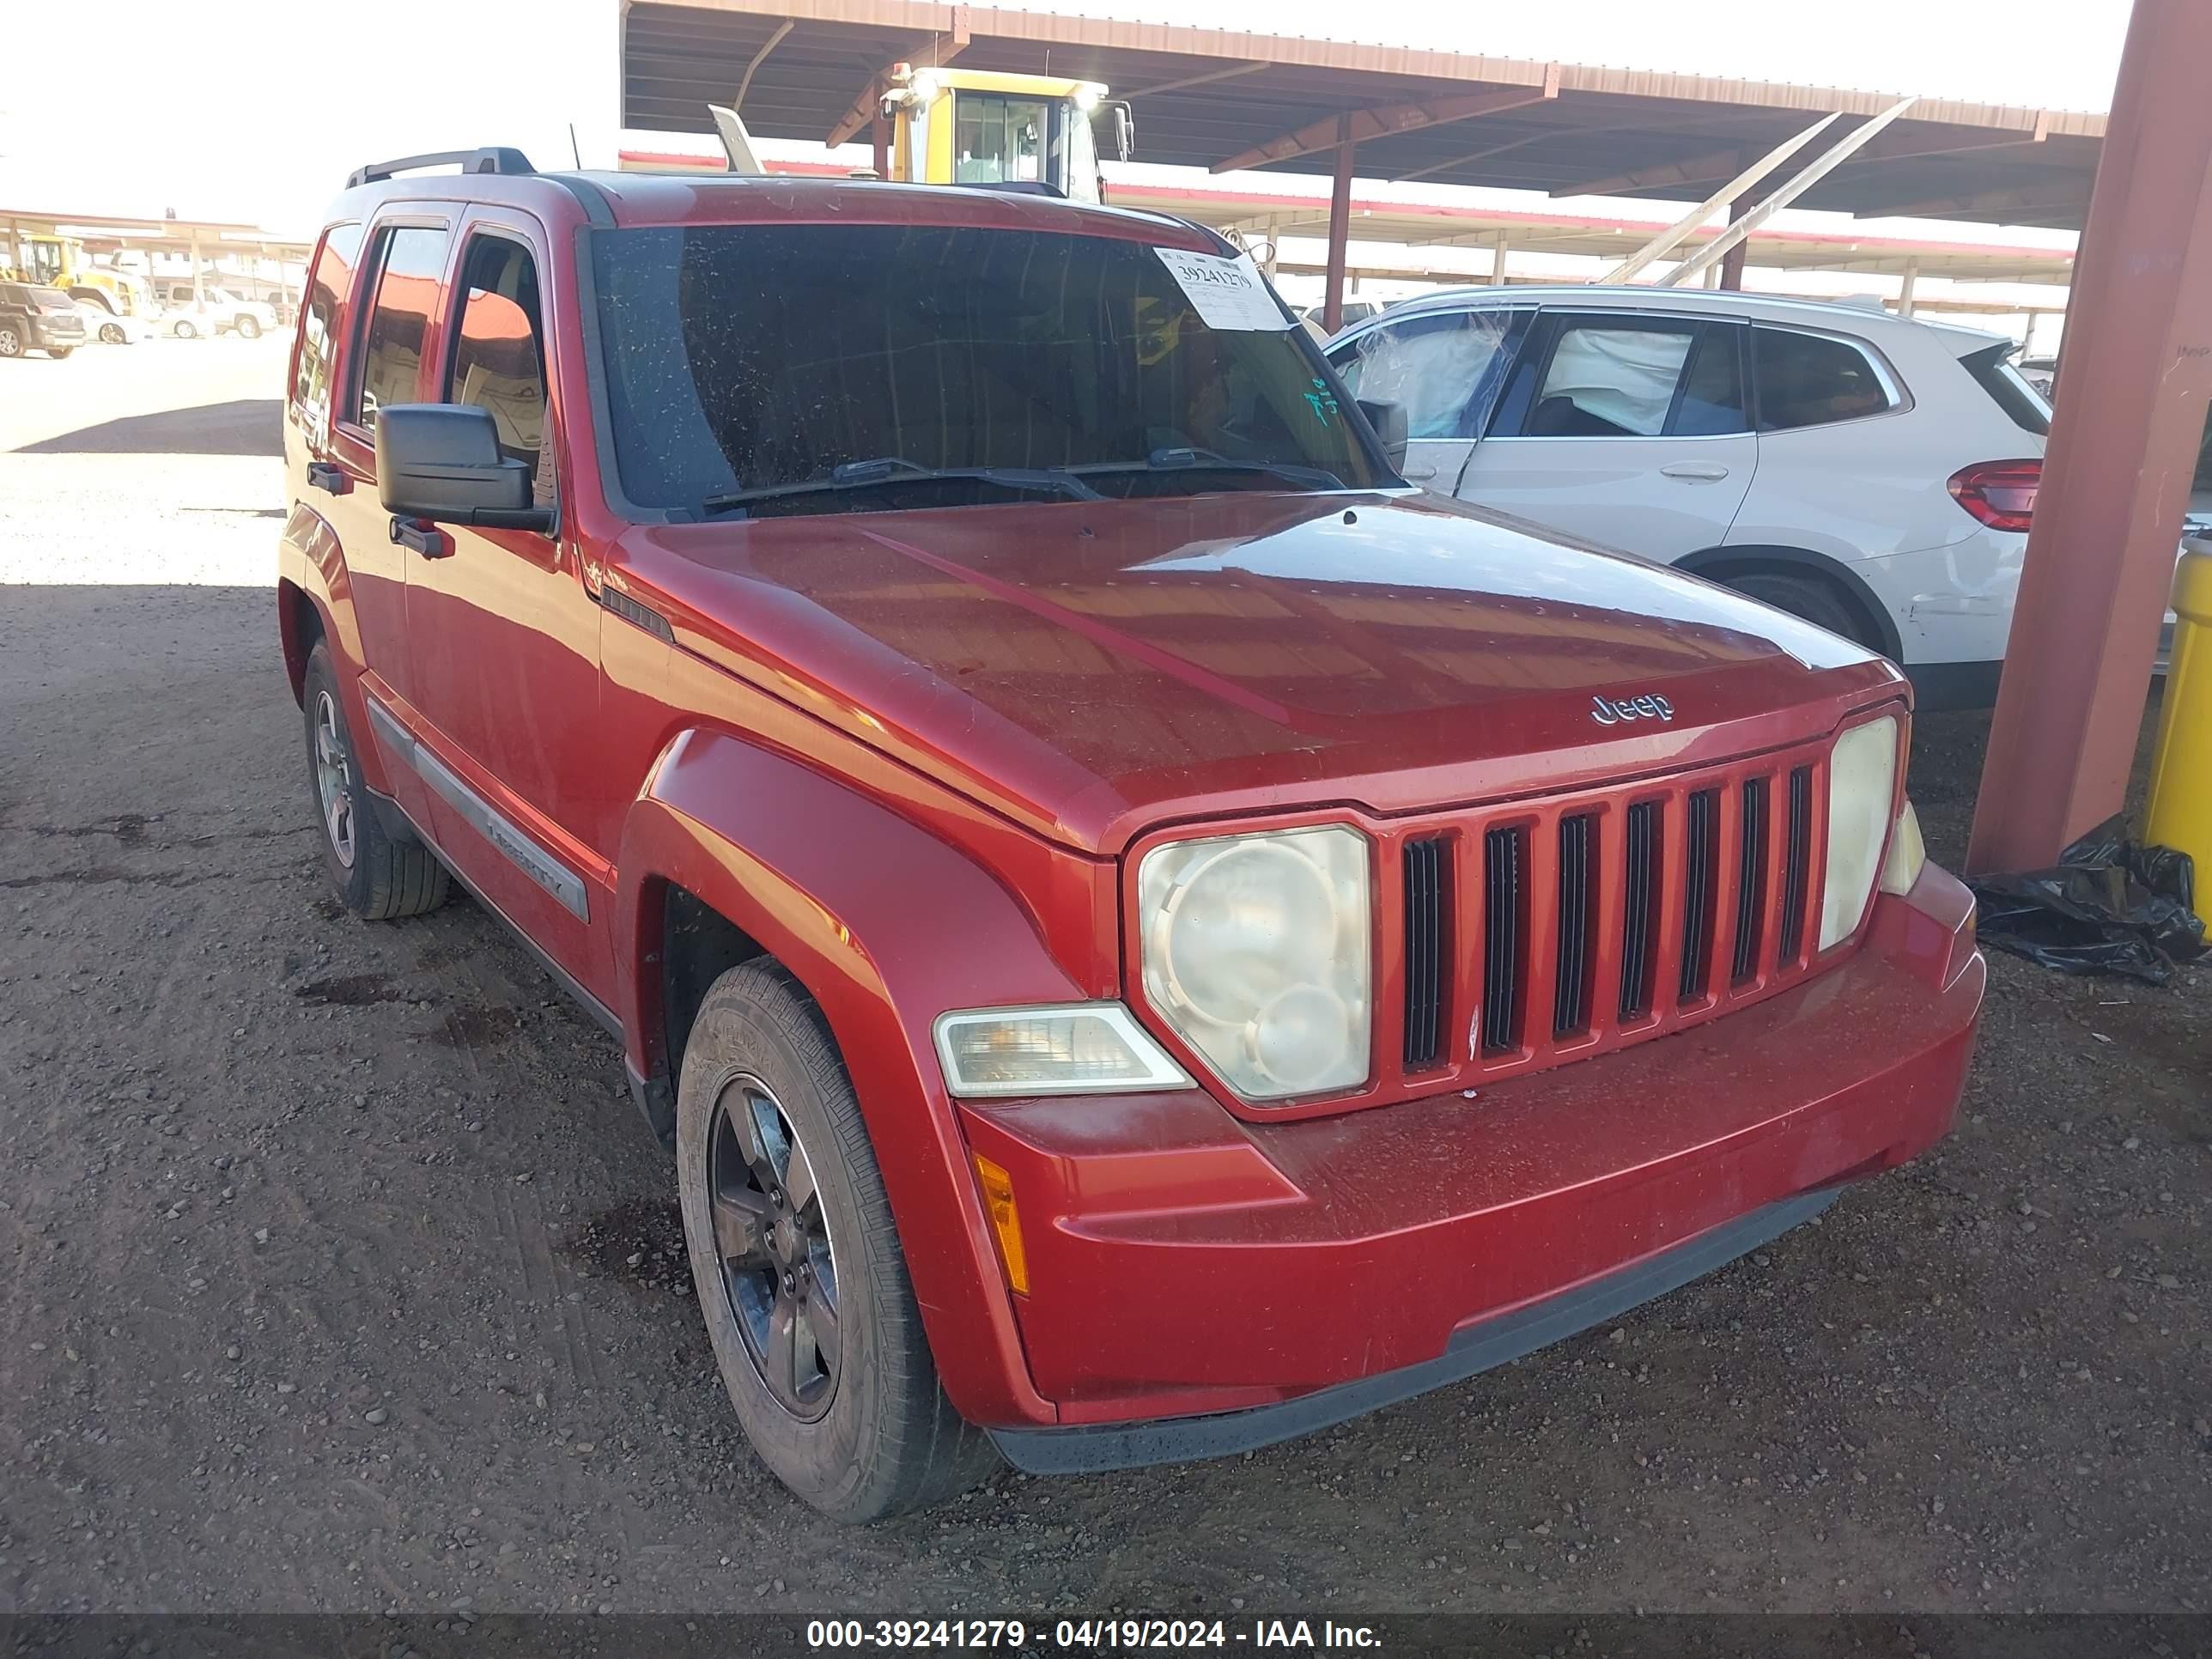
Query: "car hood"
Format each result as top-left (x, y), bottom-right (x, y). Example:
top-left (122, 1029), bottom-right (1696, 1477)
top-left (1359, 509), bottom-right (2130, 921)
top-left (619, 491), bottom-right (1901, 854)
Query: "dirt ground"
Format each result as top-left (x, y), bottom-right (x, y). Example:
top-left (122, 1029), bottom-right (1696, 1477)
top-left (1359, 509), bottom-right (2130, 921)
top-left (1, 340), bottom-right (2206, 1620)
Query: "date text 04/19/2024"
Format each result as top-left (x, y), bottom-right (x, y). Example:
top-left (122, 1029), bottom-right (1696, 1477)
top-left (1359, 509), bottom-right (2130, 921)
top-left (805, 1620), bottom-right (1384, 1650)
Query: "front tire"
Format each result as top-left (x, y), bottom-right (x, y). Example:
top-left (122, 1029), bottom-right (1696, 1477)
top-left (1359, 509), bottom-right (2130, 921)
top-left (301, 640), bottom-right (450, 921)
top-left (99, 322), bottom-right (125, 345)
top-left (172, 319), bottom-right (198, 340)
top-left (234, 314), bottom-right (263, 340)
top-left (675, 962), bottom-right (997, 1522)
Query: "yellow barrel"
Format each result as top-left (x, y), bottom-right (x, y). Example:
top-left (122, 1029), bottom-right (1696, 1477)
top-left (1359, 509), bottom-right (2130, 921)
top-left (2146, 544), bottom-right (2212, 887)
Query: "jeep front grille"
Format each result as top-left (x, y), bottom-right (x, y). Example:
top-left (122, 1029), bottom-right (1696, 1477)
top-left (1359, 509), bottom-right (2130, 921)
top-left (1479, 825), bottom-right (1524, 1055)
top-left (1401, 836), bottom-right (1448, 1071)
top-left (1389, 732), bottom-right (1844, 1096)
top-left (1617, 799), bottom-right (1662, 1021)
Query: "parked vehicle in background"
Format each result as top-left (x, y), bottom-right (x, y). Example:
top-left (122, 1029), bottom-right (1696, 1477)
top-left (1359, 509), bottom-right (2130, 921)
top-left (280, 151), bottom-right (1982, 1522)
top-left (158, 283), bottom-right (280, 339)
top-left (0, 232), bottom-right (149, 319)
top-left (0, 283), bottom-right (87, 358)
top-left (1328, 286), bottom-right (2063, 708)
top-left (1298, 297), bottom-right (1386, 332)
top-left (2018, 354), bottom-right (2058, 397)
top-left (82, 303), bottom-right (148, 345)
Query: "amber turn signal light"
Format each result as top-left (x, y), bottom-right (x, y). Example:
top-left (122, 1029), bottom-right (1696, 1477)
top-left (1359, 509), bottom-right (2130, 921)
top-left (971, 1153), bottom-right (1030, 1296)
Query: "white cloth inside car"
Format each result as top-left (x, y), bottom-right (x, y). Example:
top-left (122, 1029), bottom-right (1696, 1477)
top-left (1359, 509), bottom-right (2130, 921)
top-left (1540, 327), bottom-right (1692, 436)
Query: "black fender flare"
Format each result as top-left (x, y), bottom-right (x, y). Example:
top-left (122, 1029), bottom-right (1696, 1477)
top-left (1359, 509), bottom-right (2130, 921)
top-left (1674, 544), bottom-right (1905, 665)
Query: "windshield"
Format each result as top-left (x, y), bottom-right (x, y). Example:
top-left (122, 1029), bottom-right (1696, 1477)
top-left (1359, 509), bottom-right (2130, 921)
top-left (589, 223), bottom-right (1389, 516)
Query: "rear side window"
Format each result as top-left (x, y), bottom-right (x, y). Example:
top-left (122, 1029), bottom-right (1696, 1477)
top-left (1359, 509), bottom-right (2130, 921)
top-left (1535, 325), bottom-right (1692, 436)
top-left (1960, 342), bottom-right (2051, 436)
top-left (293, 222), bottom-right (364, 434)
top-left (1753, 327), bottom-right (1897, 431)
top-left (1330, 310), bottom-right (1526, 440)
top-left (351, 226), bottom-right (452, 429)
top-left (446, 235), bottom-right (550, 500)
top-left (1510, 318), bottom-right (1747, 438)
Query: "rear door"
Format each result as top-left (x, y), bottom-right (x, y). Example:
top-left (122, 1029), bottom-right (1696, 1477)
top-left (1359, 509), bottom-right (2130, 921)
top-left (1457, 310), bottom-right (1756, 562)
top-left (1328, 305), bottom-right (1531, 490)
top-left (318, 214), bottom-right (456, 836)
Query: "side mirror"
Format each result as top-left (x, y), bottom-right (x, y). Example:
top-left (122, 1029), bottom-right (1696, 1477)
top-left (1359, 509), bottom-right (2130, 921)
top-left (1112, 103), bottom-right (1134, 164)
top-left (1358, 398), bottom-right (1408, 472)
top-left (374, 404), bottom-right (550, 530)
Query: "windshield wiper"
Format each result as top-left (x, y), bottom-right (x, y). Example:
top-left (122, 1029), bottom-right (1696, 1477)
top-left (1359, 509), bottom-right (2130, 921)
top-left (702, 455), bottom-right (1101, 517)
top-left (1065, 447), bottom-right (1346, 492)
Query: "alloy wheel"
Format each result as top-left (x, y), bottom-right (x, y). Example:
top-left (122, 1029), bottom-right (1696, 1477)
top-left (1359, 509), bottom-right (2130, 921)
top-left (704, 1074), bottom-right (842, 1420)
top-left (312, 690), bottom-right (356, 867)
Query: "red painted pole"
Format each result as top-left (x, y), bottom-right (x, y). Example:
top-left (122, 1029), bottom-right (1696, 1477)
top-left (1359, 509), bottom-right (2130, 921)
top-left (1322, 118), bottom-right (1355, 335)
top-left (1966, 0), bottom-right (2212, 873)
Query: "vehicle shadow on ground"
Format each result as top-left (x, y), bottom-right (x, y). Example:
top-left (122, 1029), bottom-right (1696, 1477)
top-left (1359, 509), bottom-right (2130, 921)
top-left (13, 398), bottom-right (282, 458)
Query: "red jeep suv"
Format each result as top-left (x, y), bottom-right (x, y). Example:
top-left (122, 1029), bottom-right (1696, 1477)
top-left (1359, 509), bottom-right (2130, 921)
top-left (278, 149), bottom-right (1983, 1521)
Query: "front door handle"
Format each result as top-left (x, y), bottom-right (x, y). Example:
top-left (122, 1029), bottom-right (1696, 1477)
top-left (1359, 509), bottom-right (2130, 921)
top-left (388, 516), bottom-right (451, 558)
top-left (1661, 463), bottom-right (1731, 483)
top-left (305, 460), bottom-right (349, 495)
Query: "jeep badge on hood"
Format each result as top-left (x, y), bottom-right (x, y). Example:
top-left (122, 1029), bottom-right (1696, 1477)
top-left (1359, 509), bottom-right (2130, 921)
top-left (1591, 692), bottom-right (1676, 726)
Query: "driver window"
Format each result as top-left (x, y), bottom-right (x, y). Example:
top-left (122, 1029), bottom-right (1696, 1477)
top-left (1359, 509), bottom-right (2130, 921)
top-left (446, 235), bottom-right (551, 506)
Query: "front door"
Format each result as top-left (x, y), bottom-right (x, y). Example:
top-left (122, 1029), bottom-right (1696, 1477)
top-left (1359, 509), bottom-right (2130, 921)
top-left (1458, 311), bottom-right (1757, 564)
top-left (399, 212), bottom-right (614, 1004)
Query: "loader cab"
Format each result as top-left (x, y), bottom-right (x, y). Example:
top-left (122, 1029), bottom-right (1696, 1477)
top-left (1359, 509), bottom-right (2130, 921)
top-left (880, 67), bottom-right (1129, 204)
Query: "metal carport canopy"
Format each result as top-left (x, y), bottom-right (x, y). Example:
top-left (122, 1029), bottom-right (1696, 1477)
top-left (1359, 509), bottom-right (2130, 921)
top-left (623, 0), bottom-right (2105, 228)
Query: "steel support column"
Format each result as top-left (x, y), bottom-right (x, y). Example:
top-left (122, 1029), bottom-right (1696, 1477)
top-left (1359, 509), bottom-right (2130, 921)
top-left (1966, 0), bottom-right (2212, 872)
top-left (1322, 119), bottom-right (1355, 334)
top-left (1717, 193), bottom-right (1750, 290)
top-left (1895, 258), bottom-right (1919, 319)
top-left (1488, 229), bottom-right (1510, 286)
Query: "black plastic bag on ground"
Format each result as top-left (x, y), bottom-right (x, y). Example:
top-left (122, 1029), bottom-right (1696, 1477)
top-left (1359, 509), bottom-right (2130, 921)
top-left (1966, 815), bottom-right (2206, 983)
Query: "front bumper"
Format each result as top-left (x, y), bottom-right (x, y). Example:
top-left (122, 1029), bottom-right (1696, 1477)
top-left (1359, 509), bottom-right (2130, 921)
top-left (956, 864), bottom-right (1982, 1464)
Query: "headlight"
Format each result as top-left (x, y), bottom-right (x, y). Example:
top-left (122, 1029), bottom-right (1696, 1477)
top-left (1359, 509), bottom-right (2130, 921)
top-left (1138, 825), bottom-right (1371, 1101)
top-left (933, 1004), bottom-right (1192, 1097)
top-left (1820, 714), bottom-right (1901, 950)
top-left (1880, 799), bottom-right (1927, 897)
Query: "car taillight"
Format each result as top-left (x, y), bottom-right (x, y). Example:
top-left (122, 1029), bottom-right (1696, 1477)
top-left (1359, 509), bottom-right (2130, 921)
top-left (1948, 459), bottom-right (2041, 533)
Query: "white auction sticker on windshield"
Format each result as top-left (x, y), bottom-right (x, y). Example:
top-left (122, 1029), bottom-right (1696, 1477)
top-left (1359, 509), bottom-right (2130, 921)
top-left (1156, 247), bottom-right (1291, 331)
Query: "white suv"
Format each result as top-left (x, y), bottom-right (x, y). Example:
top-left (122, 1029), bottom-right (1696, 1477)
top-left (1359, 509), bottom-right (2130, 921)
top-left (157, 283), bottom-right (279, 340)
top-left (1328, 286), bottom-right (2068, 708)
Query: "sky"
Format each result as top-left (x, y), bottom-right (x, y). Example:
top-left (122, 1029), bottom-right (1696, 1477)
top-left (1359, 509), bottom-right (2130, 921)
top-left (0, 0), bottom-right (2135, 236)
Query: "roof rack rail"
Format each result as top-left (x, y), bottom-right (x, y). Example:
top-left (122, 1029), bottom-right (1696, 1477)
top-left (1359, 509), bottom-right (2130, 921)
top-left (345, 148), bottom-right (537, 190)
